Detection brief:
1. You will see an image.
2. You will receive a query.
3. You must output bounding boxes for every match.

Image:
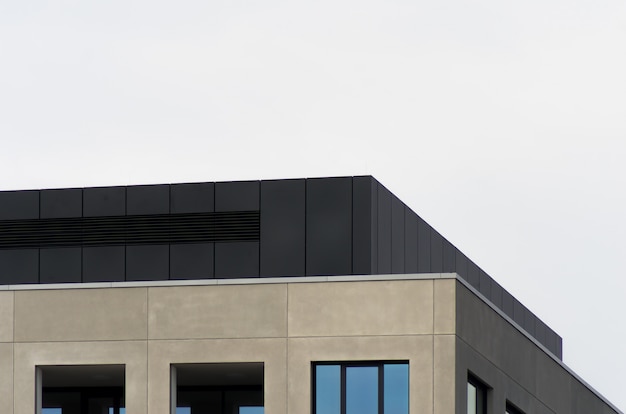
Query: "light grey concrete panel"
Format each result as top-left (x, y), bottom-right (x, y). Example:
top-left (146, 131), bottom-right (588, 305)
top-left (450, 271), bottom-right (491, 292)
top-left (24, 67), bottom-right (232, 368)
top-left (0, 343), bottom-right (13, 414)
top-left (0, 291), bottom-right (14, 342)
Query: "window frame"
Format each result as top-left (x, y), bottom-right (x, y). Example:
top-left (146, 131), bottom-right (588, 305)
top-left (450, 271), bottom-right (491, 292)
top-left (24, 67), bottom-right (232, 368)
top-left (311, 361), bottom-right (409, 414)
top-left (467, 375), bottom-right (488, 414)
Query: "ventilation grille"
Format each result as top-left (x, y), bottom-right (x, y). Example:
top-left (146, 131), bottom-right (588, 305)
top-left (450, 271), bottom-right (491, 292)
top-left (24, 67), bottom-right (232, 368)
top-left (0, 211), bottom-right (260, 248)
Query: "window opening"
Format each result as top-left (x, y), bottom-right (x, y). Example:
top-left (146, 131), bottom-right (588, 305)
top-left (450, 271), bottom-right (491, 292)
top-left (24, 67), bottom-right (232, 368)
top-left (312, 361), bottom-right (408, 414)
top-left (467, 375), bottom-right (487, 414)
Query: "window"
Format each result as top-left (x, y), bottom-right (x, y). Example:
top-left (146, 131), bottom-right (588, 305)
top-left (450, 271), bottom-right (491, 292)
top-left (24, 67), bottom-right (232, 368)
top-left (313, 362), bottom-right (409, 414)
top-left (505, 402), bottom-right (524, 414)
top-left (467, 376), bottom-right (487, 414)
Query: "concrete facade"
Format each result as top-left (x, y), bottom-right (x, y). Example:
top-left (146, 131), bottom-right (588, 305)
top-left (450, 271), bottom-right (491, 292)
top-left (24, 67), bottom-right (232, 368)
top-left (0, 274), bottom-right (620, 414)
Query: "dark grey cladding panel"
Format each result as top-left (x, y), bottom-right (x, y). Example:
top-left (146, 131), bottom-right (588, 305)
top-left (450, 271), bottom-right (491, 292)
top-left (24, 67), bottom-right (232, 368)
top-left (376, 184), bottom-right (392, 274)
top-left (82, 246), bottom-right (125, 282)
top-left (170, 243), bottom-right (214, 280)
top-left (83, 187), bottom-right (126, 217)
top-left (0, 249), bottom-right (38, 284)
top-left (306, 177), bottom-right (352, 276)
top-left (490, 279), bottom-right (503, 309)
top-left (404, 209), bottom-right (418, 273)
top-left (513, 298), bottom-right (525, 327)
top-left (555, 335), bottom-right (563, 359)
top-left (352, 176), bottom-right (374, 275)
top-left (215, 181), bottom-right (259, 212)
top-left (416, 216), bottom-right (431, 273)
top-left (215, 241), bottom-right (259, 278)
top-left (455, 250), bottom-right (468, 280)
top-left (442, 238), bottom-right (455, 273)
top-left (467, 260), bottom-right (480, 289)
top-left (127, 185), bottom-right (170, 215)
top-left (534, 318), bottom-right (547, 346)
top-left (430, 229), bottom-right (443, 273)
top-left (171, 182), bottom-right (214, 214)
top-left (502, 288), bottom-right (514, 318)
top-left (370, 180), bottom-right (378, 273)
top-left (0, 190), bottom-right (39, 220)
top-left (391, 195), bottom-right (405, 274)
top-left (41, 188), bottom-right (82, 219)
top-left (524, 307), bottom-right (537, 337)
top-left (40, 247), bottom-right (82, 283)
top-left (478, 269), bottom-right (491, 298)
top-left (126, 245), bottom-right (169, 281)
top-left (260, 179), bottom-right (305, 277)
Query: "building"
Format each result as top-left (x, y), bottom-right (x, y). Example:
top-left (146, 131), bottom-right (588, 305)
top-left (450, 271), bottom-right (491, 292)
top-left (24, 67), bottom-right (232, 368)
top-left (0, 176), bottom-right (621, 414)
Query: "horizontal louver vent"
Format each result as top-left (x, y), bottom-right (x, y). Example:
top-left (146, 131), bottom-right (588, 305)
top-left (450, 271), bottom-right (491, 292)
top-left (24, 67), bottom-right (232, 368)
top-left (0, 211), bottom-right (259, 248)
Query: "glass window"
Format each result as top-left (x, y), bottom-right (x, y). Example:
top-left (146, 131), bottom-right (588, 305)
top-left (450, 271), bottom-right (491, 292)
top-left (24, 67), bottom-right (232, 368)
top-left (313, 362), bottom-right (408, 414)
top-left (239, 407), bottom-right (264, 414)
top-left (505, 402), bottom-right (524, 414)
top-left (467, 376), bottom-right (487, 414)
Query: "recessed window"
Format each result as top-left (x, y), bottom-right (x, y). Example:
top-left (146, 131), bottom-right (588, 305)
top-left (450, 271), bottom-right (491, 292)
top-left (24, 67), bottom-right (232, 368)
top-left (467, 375), bottom-right (487, 414)
top-left (505, 402), bottom-right (524, 414)
top-left (312, 362), bottom-right (409, 414)
top-left (172, 363), bottom-right (264, 414)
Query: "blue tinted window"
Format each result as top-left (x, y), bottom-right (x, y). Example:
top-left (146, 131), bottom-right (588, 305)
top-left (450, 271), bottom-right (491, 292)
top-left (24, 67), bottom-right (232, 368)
top-left (313, 362), bottom-right (408, 414)
top-left (346, 366), bottom-right (378, 414)
top-left (43, 409), bottom-right (62, 414)
top-left (316, 365), bottom-right (341, 414)
top-left (239, 407), bottom-right (264, 414)
top-left (384, 364), bottom-right (409, 414)
top-left (176, 408), bottom-right (191, 414)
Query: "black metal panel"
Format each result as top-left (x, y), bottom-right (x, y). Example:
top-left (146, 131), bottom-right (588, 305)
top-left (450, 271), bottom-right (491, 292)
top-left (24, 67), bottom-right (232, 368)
top-left (127, 184), bottom-right (170, 215)
top-left (534, 318), bottom-right (547, 347)
top-left (171, 183), bottom-right (214, 214)
top-left (490, 280), bottom-right (503, 309)
top-left (502, 288), bottom-right (514, 319)
top-left (391, 195), bottom-right (405, 274)
top-left (215, 181), bottom-right (259, 212)
top-left (260, 179), bottom-right (305, 277)
top-left (416, 216), bottom-right (431, 273)
top-left (466, 260), bottom-right (480, 289)
top-left (215, 241), bottom-right (259, 278)
top-left (352, 176), bottom-right (373, 275)
top-left (41, 188), bottom-right (82, 219)
top-left (455, 250), bottom-right (468, 280)
top-left (170, 243), bottom-right (214, 279)
top-left (83, 187), bottom-right (126, 217)
top-left (377, 184), bottom-right (392, 274)
top-left (40, 247), bottom-right (82, 283)
top-left (370, 180), bottom-right (378, 274)
top-left (513, 299), bottom-right (525, 327)
top-left (524, 308), bottom-right (536, 337)
top-left (126, 245), bottom-right (169, 281)
top-left (82, 246), bottom-right (125, 282)
top-left (0, 249), bottom-right (39, 284)
top-left (442, 239), bottom-right (455, 273)
top-left (305, 177), bottom-right (352, 276)
top-left (430, 229), bottom-right (443, 272)
top-left (0, 190), bottom-right (39, 220)
top-left (404, 209), bottom-right (418, 273)
top-left (478, 269), bottom-right (491, 298)
top-left (555, 335), bottom-right (563, 359)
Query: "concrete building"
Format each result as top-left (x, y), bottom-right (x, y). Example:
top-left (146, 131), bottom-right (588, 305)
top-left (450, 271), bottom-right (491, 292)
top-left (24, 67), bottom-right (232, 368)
top-left (0, 176), bottom-right (621, 414)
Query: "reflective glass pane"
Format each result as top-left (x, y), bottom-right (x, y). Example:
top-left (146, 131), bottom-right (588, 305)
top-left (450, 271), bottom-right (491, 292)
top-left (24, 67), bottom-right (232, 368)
top-left (43, 410), bottom-right (62, 414)
top-left (384, 364), bottom-right (408, 414)
top-left (316, 365), bottom-right (341, 414)
top-left (346, 366), bottom-right (378, 414)
top-left (239, 407), bottom-right (264, 414)
top-left (467, 382), bottom-right (477, 414)
top-left (176, 408), bottom-right (191, 414)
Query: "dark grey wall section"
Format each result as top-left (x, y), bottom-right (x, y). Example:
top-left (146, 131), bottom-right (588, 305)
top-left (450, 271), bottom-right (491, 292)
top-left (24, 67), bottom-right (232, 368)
top-left (0, 190), bottom-right (39, 220)
top-left (127, 185), bottom-right (170, 215)
top-left (215, 181), bottom-right (259, 211)
top-left (370, 180), bottom-right (378, 274)
top-left (478, 269), bottom-right (491, 298)
top-left (466, 261), bottom-right (480, 289)
top-left (0, 249), bottom-right (38, 284)
top-left (377, 184), bottom-right (392, 274)
top-left (455, 250), bottom-right (468, 280)
top-left (430, 229), bottom-right (443, 272)
top-left (417, 217), bottom-right (431, 273)
top-left (40, 247), bottom-right (81, 283)
top-left (524, 308), bottom-right (536, 337)
top-left (215, 241), bottom-right (259, 278)
top-left (170, 243), bottom-right (214, 279)
top-left (513, 299), bottom-right (525, 327)
top-left (83, 187), bottom-right (126, 217)
top-left (41, 188), bottom-right (82, 218)
top-left (171, 183), bottom-right (214, 214)
top-left (306, 177), bottom-right (352, 276)
top-left (391, 195), bottom-right (405, 274)
top-left (126, 245), bottom-right (169, 281)
top-left (82, 246), bottom-right (125, 282)
top-left (442, 239), bottom-right (455, 273)
top-left (352, 176), bottom-right (373, 275)
top-left (490, 280), bottom-right (503, 309)
top-left (502, 289), bottom-right (514, 318)
top-left (260, 179), bottom-right (305, 277)
top-left (404, 209), bottom-right (418, 273)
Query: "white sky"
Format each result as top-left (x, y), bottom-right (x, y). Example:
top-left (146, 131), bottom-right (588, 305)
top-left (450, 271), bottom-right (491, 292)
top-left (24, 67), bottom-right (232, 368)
top-left (1, 0), bottom-right (625, 409)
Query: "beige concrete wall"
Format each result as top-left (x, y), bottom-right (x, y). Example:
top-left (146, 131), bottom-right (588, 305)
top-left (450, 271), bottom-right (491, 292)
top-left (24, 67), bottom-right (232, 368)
top-left (0, 278), bottom-right (458, 414)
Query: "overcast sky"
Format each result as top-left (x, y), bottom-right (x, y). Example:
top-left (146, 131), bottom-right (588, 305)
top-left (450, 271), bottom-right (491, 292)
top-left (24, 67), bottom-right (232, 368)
top-left (1, 0), bottom-right (625, 409)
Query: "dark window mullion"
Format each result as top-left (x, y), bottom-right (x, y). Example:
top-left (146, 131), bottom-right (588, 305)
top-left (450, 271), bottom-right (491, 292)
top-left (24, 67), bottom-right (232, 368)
top-left (341, 365), bottom-right (347, 414)
top-left (378, 364), bottom-right (384, 414)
